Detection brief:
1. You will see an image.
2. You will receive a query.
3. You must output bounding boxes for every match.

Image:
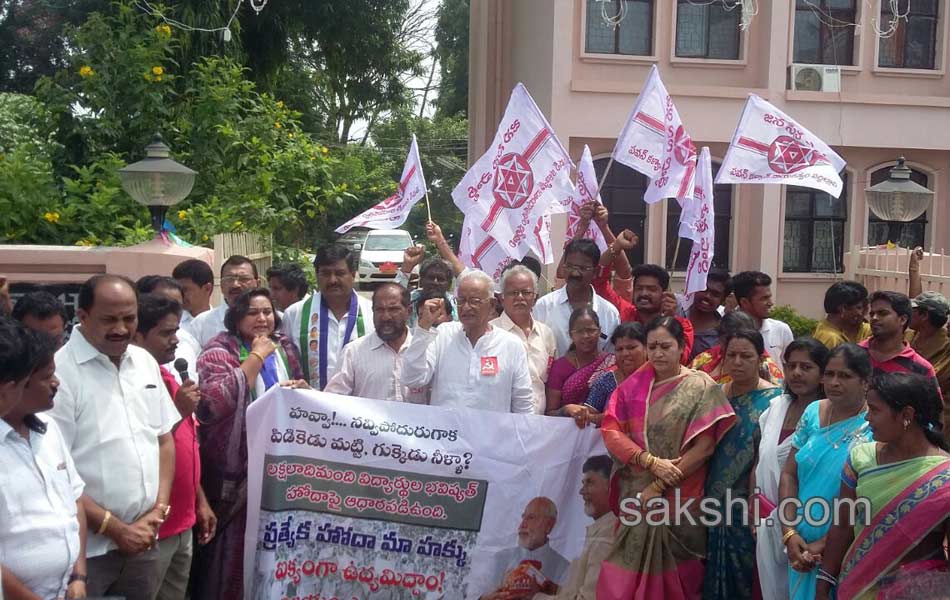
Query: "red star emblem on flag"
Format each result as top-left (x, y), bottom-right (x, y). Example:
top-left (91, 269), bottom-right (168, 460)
top-left (492, 152), bottom-right (534, 209)
top-left (673, 125), bottom-right (697, 166)
top-left (768, 135), bottom-right (827, 174)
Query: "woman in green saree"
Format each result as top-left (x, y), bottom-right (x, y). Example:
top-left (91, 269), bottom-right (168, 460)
top-left (817, 372), bottom-right (950, 600)
top-left (703, 329), bottom-right (784, 600)
top-left (597, 317), bottom-right (736, 600)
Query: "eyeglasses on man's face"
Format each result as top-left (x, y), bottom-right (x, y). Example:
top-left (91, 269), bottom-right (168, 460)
top-left (564, 263), bottom-right (596, 274)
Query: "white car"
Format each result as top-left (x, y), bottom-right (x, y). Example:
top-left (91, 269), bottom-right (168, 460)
top-left (357, 229), bottom-right (418, 288)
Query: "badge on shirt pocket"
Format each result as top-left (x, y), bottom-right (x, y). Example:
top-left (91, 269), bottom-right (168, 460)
top-left (480, 356), bottom-right (499, 377)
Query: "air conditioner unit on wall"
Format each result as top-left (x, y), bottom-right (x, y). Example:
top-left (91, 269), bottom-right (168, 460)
top-left (789, 64), bottom-right (842, 92)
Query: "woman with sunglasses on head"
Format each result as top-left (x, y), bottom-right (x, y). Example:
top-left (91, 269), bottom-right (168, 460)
top-left (597, 317), bottom-right (736, 599)
top-left (192, 288), bottom-right (305, 600)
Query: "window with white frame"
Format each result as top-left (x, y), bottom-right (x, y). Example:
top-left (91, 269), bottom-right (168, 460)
top-left (879, 0), bottom-right (939, 69)
top-left (867, 166), bottom-right (930, 248)
top-left (783, 174), bottom-right (849, 273)
top-left (675, 0), bottom-right (741, 59)
top-left (793, 0), bottom-right (858, 65)
top-left (585, 0), bottom-right (654, 56)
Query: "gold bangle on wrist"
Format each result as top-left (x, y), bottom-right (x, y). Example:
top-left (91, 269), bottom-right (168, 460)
top-left (782, 529), bottom-right (798, 545)
top-left (249, 351), bottom-right (266, 364)
top-left (98, 510), bottom-right (112, 535)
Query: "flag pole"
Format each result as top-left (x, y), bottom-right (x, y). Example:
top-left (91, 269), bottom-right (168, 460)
top-left (670, 236), bottom-right (682, 273)
top-left (424, 188), bottom-right (433, 223)
top-left (594, 156), bottom-right (615, 199)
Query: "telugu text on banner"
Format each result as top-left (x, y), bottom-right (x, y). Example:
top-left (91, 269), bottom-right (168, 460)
top-left (244, 387), bottom-right (605, 599)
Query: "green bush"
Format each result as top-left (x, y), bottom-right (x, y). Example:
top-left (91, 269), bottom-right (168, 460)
top-left (770, 305), bottom-right (819, 339)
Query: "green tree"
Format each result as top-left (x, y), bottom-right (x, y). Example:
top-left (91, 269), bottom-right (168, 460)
top-left (433, 0), bottom-right (469, 118)
top-left (0, 0), bottom-right (110, 93)
top-left (2, 2), bottom-right (361, 248)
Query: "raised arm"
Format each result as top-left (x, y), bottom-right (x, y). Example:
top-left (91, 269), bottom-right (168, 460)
top-left (595, 205), bottom-right (634, 281)
top-left (401, 299), bottom-right (444, 388)
top-left (427, 221), bottom-right (465, 277)
top-left (909, 246), bottom-right (923, 299)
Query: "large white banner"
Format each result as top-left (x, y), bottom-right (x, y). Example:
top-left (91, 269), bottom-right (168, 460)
top-left (244, 387), bottom-right (605, 599)
top-left (716, 94), bottom-right (846, 197)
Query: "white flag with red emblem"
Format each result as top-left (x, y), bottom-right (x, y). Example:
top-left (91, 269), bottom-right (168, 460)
top-left (335, 135), bottom-right (427, 234)
top-left (564, 145), bottom-right (608, 251)
top-left (452, 83), bottom-right (573, 260)
top-left (716, 94), bottom-right (845, 197)
top-left (612, 65), bottom-right (697, 204)
top-left (458, 216), bottom-right (517, 283)
top-left (683, 147), bottom-right (715, 295)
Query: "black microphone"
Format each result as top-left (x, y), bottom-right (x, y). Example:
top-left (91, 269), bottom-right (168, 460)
top-left (173, 358), bottom-right (190, 383)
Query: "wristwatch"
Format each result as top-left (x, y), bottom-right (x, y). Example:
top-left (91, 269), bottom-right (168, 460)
top-left (68, 573), bottom-right (88, 584)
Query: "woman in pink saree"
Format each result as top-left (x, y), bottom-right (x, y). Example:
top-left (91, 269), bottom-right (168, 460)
top-left (546, 307), bottom-right (611, 420)
top-left (597, 317), bottom-right (736, 600)
top-left (192, 288), bottom-right (304, 600)
top-left (817, 373), bottom-right (950, 600)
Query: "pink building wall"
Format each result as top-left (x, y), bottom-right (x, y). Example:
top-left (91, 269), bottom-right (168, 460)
top-left (470, 0), bottom-right (950, 318)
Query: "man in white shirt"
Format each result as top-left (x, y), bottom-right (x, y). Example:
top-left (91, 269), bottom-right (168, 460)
top-left (282, 243), bottom-right (373, 390)
top-left (326, 283), bottom-right (426, 403)
top-left (172, 259), bottom-right (214, 328)
top-left (732, 271), bottom-right (794, 367)
top-left (403, 269), bottom-right (533, 413)
top-left (491, 265), bottom-right (557, 414)
top-left (0, 331), bottom-right (87, 600)
top-left (136, 275), bottom-right (202, 383)
top-left (481, 497), bottom-right (570, 599)
top-left (535, 455), bottom-right (618, 600)
top-left (0, 317), bottom-right (35, 418)
top-left (48, 275), bottom-right (179, 600)
top-left (186, 255), bottom-right (260, 348)
top-left (533, 239), bottom-right (620, 357)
